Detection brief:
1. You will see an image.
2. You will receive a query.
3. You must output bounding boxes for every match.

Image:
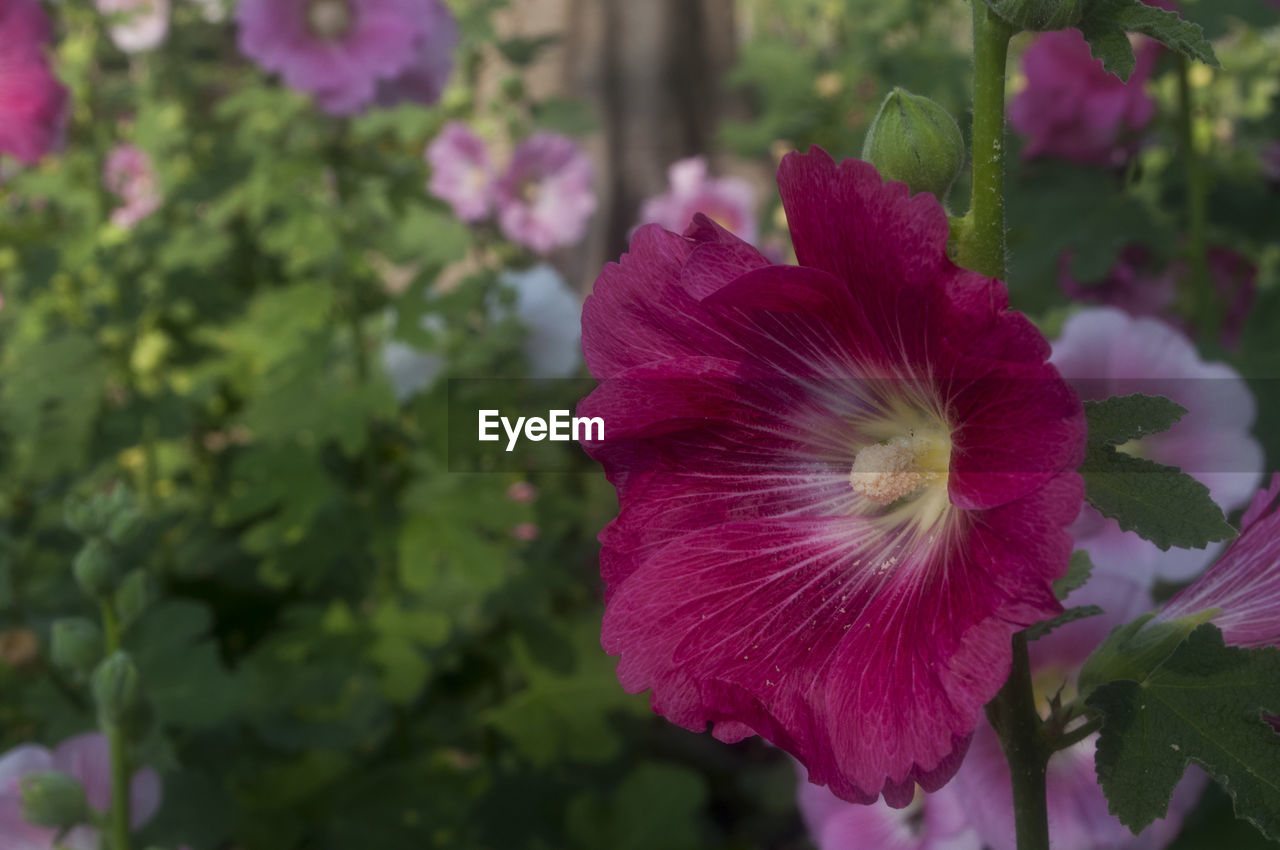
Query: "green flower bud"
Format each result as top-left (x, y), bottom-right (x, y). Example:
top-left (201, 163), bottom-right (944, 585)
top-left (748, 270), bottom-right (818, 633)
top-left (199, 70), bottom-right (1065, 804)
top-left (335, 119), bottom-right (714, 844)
top-left (92, 650), bottom-right (143, 730)
top-left (50, 617), bottom-right (104, 679)
top-left (73, 539), bottom-right (119, 599)
top-left (862, 88), bottom-right (966, 202)
top-left (114, 570), bottom-right (151, 631)
top-left (984, 0), bottom-right (1083, 31)
top-left (19, 771), bottom-right (90, 829)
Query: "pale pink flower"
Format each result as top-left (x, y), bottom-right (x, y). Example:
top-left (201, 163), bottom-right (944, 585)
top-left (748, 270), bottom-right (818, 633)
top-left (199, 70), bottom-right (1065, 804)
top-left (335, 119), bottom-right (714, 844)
top-left (426, 122), bottom-right (495, 222)
top-left (104, 144), bottom-right (162, 229)
top-left (0, 733), bottom-right (161, 850)
top-left (374, 0), bottom-right (458, 108)
top-left (496, 132), bottom-right (596, 254)
top-left (639, 157), bottom-right (758, 244)
top-left (96, 0), bottom-right (171, 53)
top-left (506, 482), bottom-right (538, 504)
top-left (510, 522), bottom-right (539, 541)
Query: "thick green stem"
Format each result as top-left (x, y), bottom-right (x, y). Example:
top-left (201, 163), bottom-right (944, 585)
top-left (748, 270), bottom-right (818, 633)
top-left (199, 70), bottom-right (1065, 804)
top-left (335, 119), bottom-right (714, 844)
top-left (1175, 56), bottom-right (1215, 337)
top-left (957, 3), bottom-right (1013, 280)
top-left (99, 601), bottom-right (130, 850)
top-left (986, 634), bottom-right (1051, 850)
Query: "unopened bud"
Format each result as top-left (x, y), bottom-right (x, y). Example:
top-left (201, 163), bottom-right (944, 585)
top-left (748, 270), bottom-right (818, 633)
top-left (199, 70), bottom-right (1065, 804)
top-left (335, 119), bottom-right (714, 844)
top-left (19, 771), bottom-right (90, 829)
top-left (92, 651), bottom-right (143, 730)
top-left (73, 539), bottom-right (118, 599)
top-left (51, 618), bottom-right (104, 678)
top-left (862, 88), bottom-right (965, 201)
top-left (984, 0), bottom-right (1082, 31)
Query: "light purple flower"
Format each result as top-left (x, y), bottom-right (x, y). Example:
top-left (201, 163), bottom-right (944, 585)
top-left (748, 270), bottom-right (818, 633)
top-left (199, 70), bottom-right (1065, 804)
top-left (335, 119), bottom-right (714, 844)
top-left (496, 132), bottom-right (596, 254)
top-left (425, 122), bottom-right (495, 223)
top-left (638, 157), bottom-right (758, 244)
top-left (1010, 30), bottom-right (1160, 167)
top-left (374, 0), bottom-right (458, 108)
top-left (1051, 307), bottom-right (1262, 583)
top-left (797, 763), bottom-right (981, 850)
top-left (96, 0), bottom-right (170, 52)
top-left (236, 0), bottom-right (430, 115)
top-left (1161, 473), bottom-right (1280, 647)
top-left (951, 588), bottom-right (1204, 850)
top-left (104, 143), bottom-right (162, 229)
top-left (0, 732), bottom-right (161, 850)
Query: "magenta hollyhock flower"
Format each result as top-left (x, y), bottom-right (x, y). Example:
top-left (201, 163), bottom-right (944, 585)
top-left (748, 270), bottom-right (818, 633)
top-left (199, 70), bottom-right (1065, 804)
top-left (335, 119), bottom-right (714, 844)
top-left (425, 122), bottom-right (495, 223)
top-left (797, 763), bottom-right (981, 850)
top-left (1205, 246), bottom-right (1257, 350)
top-left (0, 733), bottom-right (161, 850)
top-left (578, 149), bottom-right (1086, 805)
top-left (374, 0), bottom-right (457, 108)
top-left (639, 157), bottom-right (759, 245)
top-left (1010, 29), bottom-right (1160, 167)
top-left (0, 0), bottom-right (68, 170)
top-left (1160, 473), bottom-right (1280, 646)
top-left (95, 0), bottom-right (170, 53)
top-left (236, 0), bottom-right (429, 115)
top-left (496, 132), bottom-right (596, 254)
top-left (1051, 308), bottom-right (1262, 583)
top-left (104, 143), bottom-right (162, 229)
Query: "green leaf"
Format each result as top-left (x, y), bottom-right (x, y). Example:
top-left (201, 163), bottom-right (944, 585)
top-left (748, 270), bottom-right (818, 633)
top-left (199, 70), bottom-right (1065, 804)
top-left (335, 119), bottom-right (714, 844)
top-left (126, 601), bottom-right (240, 730)
top-left (1080, 0), bottom-right (1219, 79)
top-left (1085, 394), bottom-right (1187, 447)
top-left (1027, 605), bottom-right (1105, 640)
top-left (1054, 550), bottom-right (1096, 600)
top-left (566, 763), bottom-right (710, 850)
top-left (1088, 625), bottom-right (1280, 839)
top-left (485, 619), bottom-right (646, 766)
top-left (1082, 446), bottom-right (1236, 551)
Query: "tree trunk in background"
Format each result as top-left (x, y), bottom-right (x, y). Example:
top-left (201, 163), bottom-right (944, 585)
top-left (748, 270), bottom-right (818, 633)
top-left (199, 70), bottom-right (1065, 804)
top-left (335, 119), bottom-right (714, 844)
top-left (497, 0), bottom-right (740, 292)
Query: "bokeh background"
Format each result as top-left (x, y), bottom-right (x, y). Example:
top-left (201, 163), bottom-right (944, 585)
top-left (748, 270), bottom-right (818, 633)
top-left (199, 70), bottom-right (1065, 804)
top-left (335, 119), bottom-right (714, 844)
top-left (0, 1), bottom-right (1278, 848)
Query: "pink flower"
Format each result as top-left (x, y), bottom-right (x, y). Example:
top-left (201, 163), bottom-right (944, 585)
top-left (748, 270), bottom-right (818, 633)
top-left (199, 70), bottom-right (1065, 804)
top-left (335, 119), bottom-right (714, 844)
top-left (236, 0), bottom-right (439, 115)
top-left (496, 132), bottom-right (596, 254)
top-left (1160, 473), bottom-right (1280, 647)
top-left (104, 144), bottom-right (162, 229)
top-left (374, 0), bottom-right (457, 108)
top-left (639, 157), bottom-right (759, 244)
top-left (1051, 308), bottom-right (1262, 583)
top-left (1263, 142), bottom-right (1280, 184)
top-left (506, 481), bottom-right (538, 503)
top-left (579, 149), bottom-right (1085, 805)
top-left (1010, 30), bottom-right (1160, 167)
top-left (1059, 245), bottom-right (1259, 350)
top-left (510, 522), bottom-right (539, 542)
top-left (0, 733), bottom-right (161, 850)
top-left (0, 0), bottom-right (68, 168)
top-left (951, 573), bottom-right (1203, 850)
top-left (426, 122), bottom-right (495, 222)
top-left (797, 763), bottom-right (981, 850)
top-left (95, 0), bottom-right (170, 53)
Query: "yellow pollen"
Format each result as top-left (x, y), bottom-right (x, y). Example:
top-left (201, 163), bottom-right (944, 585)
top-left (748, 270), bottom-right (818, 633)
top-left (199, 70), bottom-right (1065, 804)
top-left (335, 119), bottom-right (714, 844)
top-left (849, 435), bottom-right (941, 505)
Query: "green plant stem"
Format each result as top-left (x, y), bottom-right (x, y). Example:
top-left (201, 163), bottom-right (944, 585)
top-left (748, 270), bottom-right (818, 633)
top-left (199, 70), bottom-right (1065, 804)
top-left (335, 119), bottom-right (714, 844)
top-left (1175, 55), bottom-right (1214, 337)
top-left (957, 2), bottom-right (1013, 280)
top-left (99, 600), bottom-right (130, 850)
top-left (986, 634), bottom-right (1051, 850)
top-left (1053, 716), bottom-right (1104, 752)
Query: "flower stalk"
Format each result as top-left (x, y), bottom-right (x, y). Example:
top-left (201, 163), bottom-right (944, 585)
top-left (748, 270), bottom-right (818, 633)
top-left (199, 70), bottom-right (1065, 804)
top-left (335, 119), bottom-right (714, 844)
top-left (98, 601), bottom-right (130, 850)
top-left (1175, 55), bottom-right (1215, 337)
top-left (963, 6), bottom-right (1051, 849)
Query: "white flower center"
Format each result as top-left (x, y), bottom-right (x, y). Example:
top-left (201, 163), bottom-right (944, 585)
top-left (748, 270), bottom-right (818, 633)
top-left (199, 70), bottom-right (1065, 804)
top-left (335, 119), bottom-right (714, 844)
top-left (849, 432), bottom-right (949, 505)
top-left (307, 0), bottom-right (354, 39)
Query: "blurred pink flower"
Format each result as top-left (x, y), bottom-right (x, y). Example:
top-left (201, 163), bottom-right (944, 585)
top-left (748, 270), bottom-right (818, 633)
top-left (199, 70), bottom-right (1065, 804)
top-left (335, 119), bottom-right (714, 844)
top-left (638, 157), bottom-right (758, 244)
top-left (104, 144), bottom-right (162, 229)
top-left (425, 122), bottom-right (495, 222)
top-left (796, 763), bottom-right (981, 850)
top-left (1263, 142), bottom-right (1280, 184)
top-left (1010, 30), bottom-right (1160, 167)
top-left (951, 571), bottom-right (1204, 850)
top-left (236, 0), bottom-right (438, 115)
top-left (374, 0), bottom-right (457, 108)
top-left (505, 481), bottom-right (538, 503)
top-left (0, 733), bottom-right (161, 850)
top-left (510, 522), bottom-right (539, 542)
top-left (95, 0), bottom-right (170, 53)
top-left (1059, 245), bottom-right (1258, 349)
top-left (0, 0), bottom-right (68, 169)
top-left (1051, 307), bottom-right (1262, 584)
top-left (1161, 473), bottom-right (1280, 647)
top-left (496, 132), bottom-right (596, 254)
